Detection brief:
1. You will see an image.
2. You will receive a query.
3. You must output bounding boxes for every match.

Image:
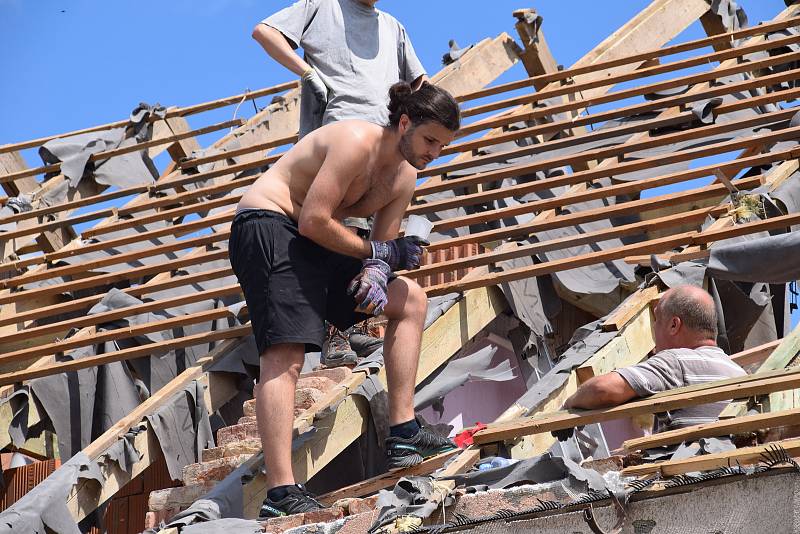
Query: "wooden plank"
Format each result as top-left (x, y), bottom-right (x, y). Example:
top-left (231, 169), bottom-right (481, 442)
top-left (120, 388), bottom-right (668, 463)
top-left (434, 33), bottom-right (520, 97)
top-left (622, 407), bottom-right (800, 453)
top-left (415, 119), bottom-right (800, 212)
top-left (720, 322), bottom-right (800, 419)
top-left (473, 366), bottom-right (800, 446)
top-left (405, 197), bottom-right (733, 280)
top-left (61, 339), bottom-right (246, 523)
top-left (459, 32), bottom-right (800, 119)
top-left (425, 210), bottom-right (800, 297)
top-left (0, 282), bottom-right (239, 351)
top-left (0, 306), bottom-right (236, 367)
top-left (421, 99), bottom-right (797, 186)
top-left (731, 340), bottom-right (783, 368)
top-left (0, 81), bottom-right (298, 155)
top-left (0, 325), bottom-right (251, 386)
top-left (509, 301), bottom-right (655, 459)
top-left (622, 437), bottom-right (800, 477)
top-left (457, 46), bottom-right (800, 138)
top-left (0, 266), bottom-right (231, 329)
top-left (0, 119), bottom-right (244, 184)
top-left (602, 286), bottom-right (660, 332)
top-left (318, 449), bottom-right (460, 504)
top-left (453, 14), bottom-right (800, 104)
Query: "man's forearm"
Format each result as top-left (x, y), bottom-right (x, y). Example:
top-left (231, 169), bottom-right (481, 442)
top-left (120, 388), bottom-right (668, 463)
top-left (299, 216), bottom-right (372, 259)
top-left (252, 24), bottom-right (309, 78)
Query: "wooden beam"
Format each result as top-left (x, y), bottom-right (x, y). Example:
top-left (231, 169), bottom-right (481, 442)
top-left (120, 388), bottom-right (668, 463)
top-left (602, 286), bottom-right (660, 332)
top-left (622, 437), bottom-right (800, 477)
top-left (622, 407), bottom-right (800, 453)
top-left (719, 322), bottom-right (800, 419)
top-left (62, 338), bottom-right (245, 523)
top-left (0, 119), bottom-right (244, 184)
top-left (425, 211), bottom-right (800, 297)
top-left (318, 449), bottom-right (460, 504)
top-left (473, 366), bottom-right (800, 446)
top-left (0, 81), bottom-right (298, 155)
top-left (452, 14), bottom-right (800, 104)
top-left (433, 33), bottom-right (520, 97)
top-left (509, 299), bottom-right (655, 459)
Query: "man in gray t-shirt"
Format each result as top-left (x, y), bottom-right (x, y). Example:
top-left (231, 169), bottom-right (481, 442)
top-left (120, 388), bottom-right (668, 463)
top-left (254, 0), bottom-right (427, 137)
top-left (564, 285), bottom-right (746, 433)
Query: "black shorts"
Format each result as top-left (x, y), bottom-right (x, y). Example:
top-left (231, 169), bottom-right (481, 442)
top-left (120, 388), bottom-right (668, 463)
top-left (228, 209), bottom-right (375, 355)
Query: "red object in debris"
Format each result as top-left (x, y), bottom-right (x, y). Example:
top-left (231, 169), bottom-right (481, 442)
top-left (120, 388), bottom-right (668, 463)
top-left (453, 422), bottom-right (487, 449)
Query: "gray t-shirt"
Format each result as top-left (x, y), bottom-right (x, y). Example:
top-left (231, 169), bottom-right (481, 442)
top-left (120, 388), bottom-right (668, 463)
top-left (615, 346), bottom-right (747, 433)
top-left (262, 0), bottom-right (427, 136)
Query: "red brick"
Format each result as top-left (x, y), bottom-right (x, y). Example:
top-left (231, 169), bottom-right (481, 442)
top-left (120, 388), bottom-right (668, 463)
top-left (217, 420), bottom-right (260, 446)
top-left (295, 387), bottom-right (325, 411)
top-left (336, 510), bottom-right (378, 534)
top-left (201, 438), bottom-right (261, 462)
top-left (301, 367), bottom-right (352, 384)
top-left (238, 415), bottom-right (257, 425)
top-left (181, 455), bottom-right (249, 486)
top-left (296, 376), bottom-right (337, 393)
top-left (349, 494), bottom-right (379, 515)
top-left (261, 513), bottom-right (305, 533)
top-left (243, 398), bottom-right (257, 417)
top-left (302, 505), bottom-right (344, 525)
top-left (148, 482), bottom-right (215, 512)
top-left (143, 512), bottom-right (158, 529)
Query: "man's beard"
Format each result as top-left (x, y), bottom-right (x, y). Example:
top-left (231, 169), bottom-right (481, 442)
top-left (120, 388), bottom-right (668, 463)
top-left (399, 129), bottom-right (427, 170)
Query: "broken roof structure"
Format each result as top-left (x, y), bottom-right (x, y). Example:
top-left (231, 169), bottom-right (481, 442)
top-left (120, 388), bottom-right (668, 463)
top-left (2, 0), bottom-right (800, 532)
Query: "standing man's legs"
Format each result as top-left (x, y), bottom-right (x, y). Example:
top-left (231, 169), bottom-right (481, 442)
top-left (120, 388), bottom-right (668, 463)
top-left (255, 342), bottom-right (305, 490)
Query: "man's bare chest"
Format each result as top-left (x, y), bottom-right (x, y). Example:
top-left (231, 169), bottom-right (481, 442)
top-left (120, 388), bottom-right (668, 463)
top-left (340, 170), bottom-right (396, 216)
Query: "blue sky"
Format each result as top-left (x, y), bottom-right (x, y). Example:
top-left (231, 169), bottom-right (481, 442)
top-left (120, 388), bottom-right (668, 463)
top-left (1, 0), bottom-right (797, 327)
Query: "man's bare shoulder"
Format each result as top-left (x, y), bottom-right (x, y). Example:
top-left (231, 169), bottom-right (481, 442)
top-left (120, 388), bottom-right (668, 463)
top-left (314, 120), bottom-right (383, 151)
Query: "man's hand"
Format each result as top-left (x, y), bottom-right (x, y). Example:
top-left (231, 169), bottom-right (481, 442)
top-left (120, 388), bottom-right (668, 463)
top-left (302, 67), bottom-right (328, 105)
top-left (370, 236), bottom-right (429, 271)
top-left (348, 259), bottom-right (392, 316)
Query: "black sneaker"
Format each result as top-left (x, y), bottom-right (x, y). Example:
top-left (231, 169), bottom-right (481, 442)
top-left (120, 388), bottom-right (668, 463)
top-left (258, 484), bottom-right (326, 520)
top-left (385, 425), bottom-right (457, 470)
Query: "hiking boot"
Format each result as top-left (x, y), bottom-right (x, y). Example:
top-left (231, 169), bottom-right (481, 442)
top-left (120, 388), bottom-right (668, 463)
top-left (258, 484), bottom-right (326, 519)
top-left (385, 424), bottom-right (457, 470)
top-left (348, 332), bottom-right (383, 359)
top-left (321, 325), bottom-right (357, 367)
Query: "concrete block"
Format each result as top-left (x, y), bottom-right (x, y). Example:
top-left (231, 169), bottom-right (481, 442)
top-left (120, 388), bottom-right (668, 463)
top-left (181, 454), bottom-right (249, 486)
top-left (217, 420), bottom-right (260, 446)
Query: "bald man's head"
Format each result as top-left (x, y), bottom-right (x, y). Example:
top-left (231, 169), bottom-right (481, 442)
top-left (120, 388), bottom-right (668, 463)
top-left (653, 285), bottom-right (718, 351)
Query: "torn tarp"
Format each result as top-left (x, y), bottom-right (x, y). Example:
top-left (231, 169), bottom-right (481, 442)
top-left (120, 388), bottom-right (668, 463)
top-left (0, 194), bottom-right (32, 233)
top-left (414, 345), bottom-right (516, 414)
top-left (441, 452), bottom-right (607, 493)
top-left (0, 452), bottom-right (102, 534)
top-left (38, 103), bottom-right (163, 193)
top-left (146, 381), bottom-right (215, 481)
top-left (706, 231), bottom-right (800, 284)
top-left (369, 476), bottom-right (454, 533)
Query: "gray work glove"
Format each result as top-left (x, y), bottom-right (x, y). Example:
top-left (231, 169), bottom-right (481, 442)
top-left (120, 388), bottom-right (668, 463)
top-left (302, 67), bottom-right (328, 105)
top-left (370, 236), bottom-right (429, 271)
top-left (348, 259), bottom-right (391, 316)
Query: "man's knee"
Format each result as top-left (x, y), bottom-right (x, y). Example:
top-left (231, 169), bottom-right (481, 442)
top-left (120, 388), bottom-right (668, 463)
top-left (259, 344), bottom-right (305, 381)
top-left (392, 276), bottom-right (427, 319)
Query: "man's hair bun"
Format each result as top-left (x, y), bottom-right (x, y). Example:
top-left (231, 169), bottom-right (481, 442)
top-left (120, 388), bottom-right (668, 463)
top-left (388, 81), bottom-right (413, 116)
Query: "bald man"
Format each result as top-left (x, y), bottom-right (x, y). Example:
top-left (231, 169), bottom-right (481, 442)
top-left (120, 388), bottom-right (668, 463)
top-left (564, 285), bottom-right (746, 432)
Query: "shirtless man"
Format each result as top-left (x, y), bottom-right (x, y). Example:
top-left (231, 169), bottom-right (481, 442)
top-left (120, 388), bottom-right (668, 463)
top-left (229, 81), bottom-right (460, 518)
